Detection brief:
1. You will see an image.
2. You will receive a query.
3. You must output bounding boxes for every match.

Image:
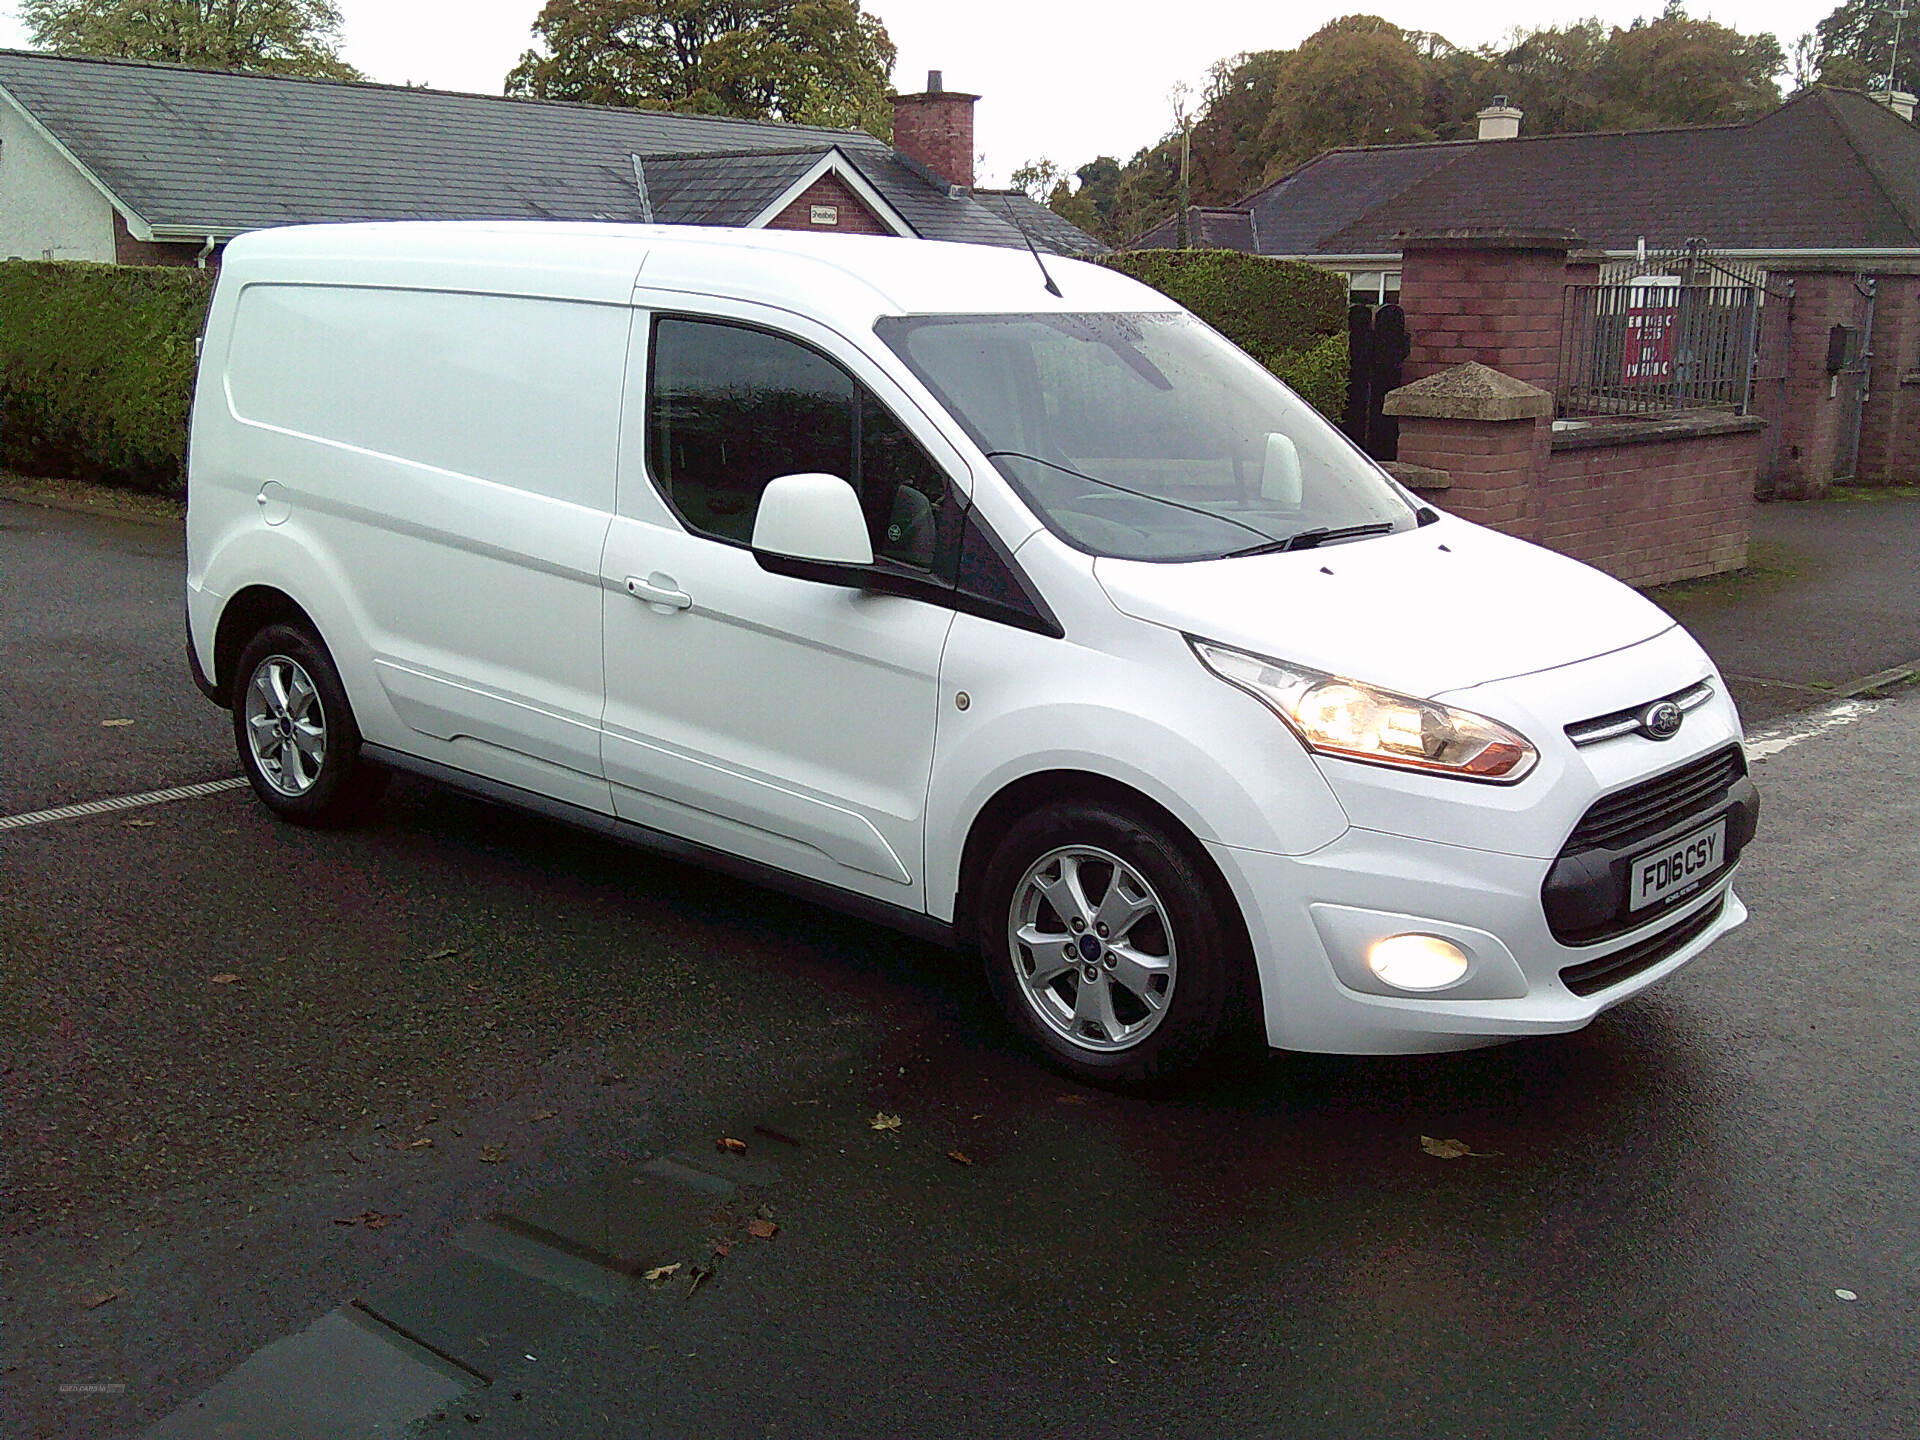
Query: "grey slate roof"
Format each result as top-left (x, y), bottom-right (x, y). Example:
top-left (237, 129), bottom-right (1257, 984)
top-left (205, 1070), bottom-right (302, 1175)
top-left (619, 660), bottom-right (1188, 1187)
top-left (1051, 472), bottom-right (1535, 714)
top-left (973, 190), bottom-right (1109, 256)
top-left (1127, 89), bottom-right (1920, 257)
top-left (0, 48), bottom-right (1101, 254)
top-left (632, 148), bottom-right (825, 226)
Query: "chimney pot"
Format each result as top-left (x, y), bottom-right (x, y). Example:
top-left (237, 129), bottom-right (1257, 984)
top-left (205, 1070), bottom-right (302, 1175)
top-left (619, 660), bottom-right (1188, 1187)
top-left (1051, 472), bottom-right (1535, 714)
top-left (1476, 98), bottom-right (1523, 141)
top-left (1870, 86), bottom-right (1917, 121)
top-left (928, 69), bottom-right (943, 93)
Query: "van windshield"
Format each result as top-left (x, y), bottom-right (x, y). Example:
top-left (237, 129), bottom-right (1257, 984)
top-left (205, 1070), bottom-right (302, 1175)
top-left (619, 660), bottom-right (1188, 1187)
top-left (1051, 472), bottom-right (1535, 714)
top-left (874, 311), bottom-right (1416, 562)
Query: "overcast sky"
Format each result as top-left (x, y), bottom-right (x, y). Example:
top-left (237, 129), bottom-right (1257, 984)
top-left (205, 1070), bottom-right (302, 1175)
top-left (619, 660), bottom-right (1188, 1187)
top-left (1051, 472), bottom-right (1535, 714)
top-left (0, 2), bottom-right (1841, 185)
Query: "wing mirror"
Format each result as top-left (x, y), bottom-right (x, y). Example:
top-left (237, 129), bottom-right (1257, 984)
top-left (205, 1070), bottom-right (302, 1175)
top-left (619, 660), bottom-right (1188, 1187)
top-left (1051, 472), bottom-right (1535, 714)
top-left (751, 473), bottom-right (874, 585)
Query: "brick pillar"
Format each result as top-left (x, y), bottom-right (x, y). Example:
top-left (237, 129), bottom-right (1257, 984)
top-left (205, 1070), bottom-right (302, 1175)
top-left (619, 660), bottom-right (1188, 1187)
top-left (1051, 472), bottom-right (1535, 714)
top-left (1397, 233), bottom-right (1578, 392)
top-left (890, 73), bottom-right (977, 191)
top-left (1381, 362), bottom-right (1554, 541)
top-left (1771, 269), bottom-right (1872, 499)
top-left (1854, 271), bottom-right (1920, 486)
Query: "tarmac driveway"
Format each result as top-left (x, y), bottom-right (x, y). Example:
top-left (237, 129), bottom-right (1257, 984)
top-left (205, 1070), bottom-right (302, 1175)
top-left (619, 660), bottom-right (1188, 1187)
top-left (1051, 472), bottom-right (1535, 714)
top-left (3, 495), bottom-right (1917, 1439)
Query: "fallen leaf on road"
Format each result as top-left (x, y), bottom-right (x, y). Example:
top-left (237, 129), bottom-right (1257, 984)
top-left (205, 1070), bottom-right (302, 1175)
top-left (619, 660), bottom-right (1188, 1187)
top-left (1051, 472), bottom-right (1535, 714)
top-left (530, 1109), bottom-right (558, 1122)
top-left (1056, 1095), bottom-right (1091, 1106)
top-left (947, 1151), bottom-right (974, 1166)
top-left (686, 1265), bottom-right (711, 1296)
top-left (125, 818), bottom-right (157, 828)
top-left (715, 1136), bottom-right (748, 1154)
top-left (333, 1210), bottom-right (399, 1229)
top-left (1419, 1136), bottom-right (1489, 1160)
top-left (754, 1203), bottom-right (774, 1221)
top-left (209, 973), bottom-right (241, 985)
top-left (478, 1145), bottom-right (507, 1164)
top-left (400, 1137), bottom-right (434, 1150)
top-left (869, 1112), bottom-right (903, 1133)
top-left (643, 1262), bottom-right (681, 1285)
top-left (422, 947), bottom-right (459, 961)
top-left (747, 1218), bottom-right (779, 1240)
top-left (82, 1287), bottom-right (123, 1310)
top-left (100, 718), bottom-right (135, 728)
top-left (710, 1239), bottom-right (733, 1258)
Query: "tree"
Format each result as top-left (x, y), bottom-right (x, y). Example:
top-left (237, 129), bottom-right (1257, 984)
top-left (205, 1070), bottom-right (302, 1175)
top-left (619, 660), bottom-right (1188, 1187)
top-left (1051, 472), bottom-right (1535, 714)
top-left (1601, 15), bottom-right (1784, 126)
top-left (1259, 17), bottom-right (1434, 179)
top-left (1188, 50), bottom-right (1286, 204)
top-left (1814, 0), bottom-right (1920, 95)
top-left (505, 0), bottom-right (897, 139)
top-left (21, 0), bottom-right (360, 79)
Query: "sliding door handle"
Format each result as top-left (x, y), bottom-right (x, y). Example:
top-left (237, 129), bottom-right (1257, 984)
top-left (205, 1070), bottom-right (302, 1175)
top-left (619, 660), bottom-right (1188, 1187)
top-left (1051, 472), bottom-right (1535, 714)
top-left (626, 575), bottom-right (692, 612)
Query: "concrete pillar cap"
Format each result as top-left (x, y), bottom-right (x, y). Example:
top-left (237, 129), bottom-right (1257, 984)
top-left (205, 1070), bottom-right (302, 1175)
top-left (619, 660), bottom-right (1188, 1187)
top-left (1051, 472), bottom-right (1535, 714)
top-left (1381, 361), bottom-right (1555, 421)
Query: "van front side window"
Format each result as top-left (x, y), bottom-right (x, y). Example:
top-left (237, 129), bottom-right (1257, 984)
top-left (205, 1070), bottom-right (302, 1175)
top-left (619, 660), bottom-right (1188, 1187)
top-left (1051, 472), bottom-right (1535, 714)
top-left (646, 316), bottom-right (954, 574)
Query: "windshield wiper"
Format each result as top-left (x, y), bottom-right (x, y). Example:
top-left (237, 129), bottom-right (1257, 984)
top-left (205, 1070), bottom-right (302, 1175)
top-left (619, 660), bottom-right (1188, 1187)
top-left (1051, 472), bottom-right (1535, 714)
top-left (984, 451), bottom-right (1280, 545)
top-left (1228, 522), bottom-right (1397, 557)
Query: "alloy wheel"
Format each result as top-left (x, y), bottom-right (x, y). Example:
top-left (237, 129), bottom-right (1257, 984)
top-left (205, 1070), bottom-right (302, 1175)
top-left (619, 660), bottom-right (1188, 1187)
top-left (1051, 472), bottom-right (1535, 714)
top-left (1007, 845), bottom-right (1178, 1052)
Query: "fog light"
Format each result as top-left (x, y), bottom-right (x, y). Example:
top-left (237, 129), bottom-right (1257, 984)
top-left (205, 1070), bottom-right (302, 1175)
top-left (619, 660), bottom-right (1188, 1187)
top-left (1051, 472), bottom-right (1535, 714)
top-left (1367, 934), bottom-right (1470, 991)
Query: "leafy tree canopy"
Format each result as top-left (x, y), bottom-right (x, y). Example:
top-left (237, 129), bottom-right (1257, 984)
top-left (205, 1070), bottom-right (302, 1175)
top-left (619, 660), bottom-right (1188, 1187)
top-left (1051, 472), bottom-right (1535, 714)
top-left (22, 0), bottom-right (360, 79)
top-left (1040, 7), bottom-right (1790, 247)
top-left (1810, 0), bottom-right (1920, 96)
top-left (505, 0), bottom-right (897, 139)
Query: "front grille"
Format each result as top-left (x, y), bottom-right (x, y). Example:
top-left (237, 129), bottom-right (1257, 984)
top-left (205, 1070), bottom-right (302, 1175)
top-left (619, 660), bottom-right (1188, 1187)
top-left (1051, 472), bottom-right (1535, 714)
top-left (1565, 680), bottom-right (1716, 747)
top-left (1560, 894), bottom-right (1726, 997)
top-left (1563, 745), bottom-right (1746, 854)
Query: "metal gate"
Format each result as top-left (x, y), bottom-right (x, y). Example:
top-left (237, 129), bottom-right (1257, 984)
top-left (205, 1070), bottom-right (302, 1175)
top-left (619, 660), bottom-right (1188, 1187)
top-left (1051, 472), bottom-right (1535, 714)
top-left (1830, 278), bottom-right (1877, 482)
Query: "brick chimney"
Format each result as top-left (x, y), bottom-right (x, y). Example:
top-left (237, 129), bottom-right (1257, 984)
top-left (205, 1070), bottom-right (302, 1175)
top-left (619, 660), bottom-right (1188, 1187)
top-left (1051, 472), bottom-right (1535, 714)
top-left (1477, 96), bottom-right (1523, 141)
top-left (891, 69), bottom-right (978, 192)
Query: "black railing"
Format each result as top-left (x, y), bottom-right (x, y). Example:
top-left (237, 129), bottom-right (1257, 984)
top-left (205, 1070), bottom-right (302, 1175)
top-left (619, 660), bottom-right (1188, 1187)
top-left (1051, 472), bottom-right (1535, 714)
top-left (1558, 278), bottom-right (1789, 418)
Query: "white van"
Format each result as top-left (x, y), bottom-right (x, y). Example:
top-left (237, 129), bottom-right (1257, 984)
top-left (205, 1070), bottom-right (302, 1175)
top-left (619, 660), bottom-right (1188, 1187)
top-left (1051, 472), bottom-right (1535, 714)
top-left (187, 222), bottom-right (1757, 1082)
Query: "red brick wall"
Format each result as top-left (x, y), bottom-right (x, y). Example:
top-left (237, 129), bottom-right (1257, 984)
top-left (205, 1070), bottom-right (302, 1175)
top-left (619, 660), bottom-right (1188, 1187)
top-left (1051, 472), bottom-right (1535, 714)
top-left (1540, 429), bottom-right (1760, 586)
top-left (1855, 273), bottom-right (1920, 485)
top-left (1398, 240), bottom-right (1571, 392)
top-left (891, 92), bottom-right (976, 189)
top-left (762, 173), bottom-right (894, 236)
top-left (112, 211), bottom-right (220, 267)
top-left (1770, 270), bottom-right (1870, 498)
top-left (1396, 408), bottom-right (1758, 587)
top-left (1395, 417), bottom-right (1543, 539)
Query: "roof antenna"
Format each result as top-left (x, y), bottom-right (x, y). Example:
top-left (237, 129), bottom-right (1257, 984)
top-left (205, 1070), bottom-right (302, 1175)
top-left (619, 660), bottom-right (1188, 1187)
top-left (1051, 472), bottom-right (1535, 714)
top-left (630, 154), bottom-right (655, 224)
top-left (1005, 202), bottom-right (1063, 298)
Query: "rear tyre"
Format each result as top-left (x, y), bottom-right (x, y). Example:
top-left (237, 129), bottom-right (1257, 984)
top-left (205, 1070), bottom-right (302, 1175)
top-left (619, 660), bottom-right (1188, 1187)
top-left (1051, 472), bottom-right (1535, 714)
top-left (980, 801), bottom-right (1246, 1086)
top-left (231, 622), bottom-right (386, 826)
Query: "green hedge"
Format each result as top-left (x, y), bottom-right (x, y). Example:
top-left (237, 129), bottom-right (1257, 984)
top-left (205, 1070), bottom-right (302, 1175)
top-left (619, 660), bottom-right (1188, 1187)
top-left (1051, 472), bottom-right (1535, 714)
top-left (1, 260), bottom-right (214, 496)
top-left (1098, 249), bottom-right (1349, 420)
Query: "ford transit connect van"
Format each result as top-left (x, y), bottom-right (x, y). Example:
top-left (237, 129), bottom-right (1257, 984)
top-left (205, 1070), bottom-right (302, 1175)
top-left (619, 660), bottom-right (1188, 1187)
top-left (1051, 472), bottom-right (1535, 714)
top-left (187, 222), bottom-right (1757, 1082)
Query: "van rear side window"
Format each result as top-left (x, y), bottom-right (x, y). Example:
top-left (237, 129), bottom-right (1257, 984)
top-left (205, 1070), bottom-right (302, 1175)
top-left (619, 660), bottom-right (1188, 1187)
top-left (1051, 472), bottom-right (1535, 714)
top-left (225, 285), bottom-right (627, 509)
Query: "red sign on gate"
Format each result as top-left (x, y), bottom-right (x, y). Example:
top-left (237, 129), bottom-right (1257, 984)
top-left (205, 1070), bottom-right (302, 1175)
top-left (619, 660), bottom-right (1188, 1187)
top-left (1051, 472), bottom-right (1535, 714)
top-left (1623, 304), bottom-right (1677, 382)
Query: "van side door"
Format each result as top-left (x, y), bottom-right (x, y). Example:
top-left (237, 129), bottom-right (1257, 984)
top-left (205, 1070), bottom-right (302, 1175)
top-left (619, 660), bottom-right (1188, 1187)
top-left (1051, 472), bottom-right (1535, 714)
top-left (600, 302), bottom-right (967, 906)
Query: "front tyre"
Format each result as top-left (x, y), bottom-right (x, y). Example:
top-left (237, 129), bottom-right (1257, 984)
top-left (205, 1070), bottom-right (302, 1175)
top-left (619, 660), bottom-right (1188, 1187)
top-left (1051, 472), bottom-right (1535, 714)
top-left (231, 622), bottom-right (386, 826)
top-left (981, 802), bottom-right (1245, 1086)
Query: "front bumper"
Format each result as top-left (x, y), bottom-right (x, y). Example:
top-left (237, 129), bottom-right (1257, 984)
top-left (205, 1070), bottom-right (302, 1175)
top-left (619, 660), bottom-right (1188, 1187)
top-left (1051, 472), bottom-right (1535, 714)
top-left (1208, 825), bottom-right (1747, 1055)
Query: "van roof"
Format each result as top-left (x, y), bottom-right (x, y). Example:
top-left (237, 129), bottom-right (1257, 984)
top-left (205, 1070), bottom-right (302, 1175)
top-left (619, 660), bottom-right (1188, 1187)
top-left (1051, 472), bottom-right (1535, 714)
top-left (219, 222), bottom-right (1171, 322)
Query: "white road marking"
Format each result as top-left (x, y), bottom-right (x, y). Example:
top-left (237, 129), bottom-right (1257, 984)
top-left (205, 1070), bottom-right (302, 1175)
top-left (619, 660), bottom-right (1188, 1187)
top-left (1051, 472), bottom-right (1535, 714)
top-left (0, 776), bottom-right (248, 832)
top-left (1746, 699), bottom-right (1877, 763)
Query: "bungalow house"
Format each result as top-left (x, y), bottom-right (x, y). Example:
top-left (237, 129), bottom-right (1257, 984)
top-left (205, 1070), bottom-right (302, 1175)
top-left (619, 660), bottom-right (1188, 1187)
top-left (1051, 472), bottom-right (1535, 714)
top-left (0, 52), bottom-right (1103, 266)
top-left (1136, 87), bottom-right (1920, 491)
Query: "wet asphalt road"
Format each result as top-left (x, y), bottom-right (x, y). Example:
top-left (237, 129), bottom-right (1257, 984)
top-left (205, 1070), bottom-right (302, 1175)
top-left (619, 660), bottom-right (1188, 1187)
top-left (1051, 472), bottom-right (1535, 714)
top-left (3, 498), bottom-right (1917, 1438)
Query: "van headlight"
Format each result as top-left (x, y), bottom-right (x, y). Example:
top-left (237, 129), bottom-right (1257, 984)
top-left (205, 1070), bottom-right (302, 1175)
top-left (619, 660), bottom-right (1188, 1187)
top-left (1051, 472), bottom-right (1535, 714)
top-left (1190, 638), bottom-right (1538, 783)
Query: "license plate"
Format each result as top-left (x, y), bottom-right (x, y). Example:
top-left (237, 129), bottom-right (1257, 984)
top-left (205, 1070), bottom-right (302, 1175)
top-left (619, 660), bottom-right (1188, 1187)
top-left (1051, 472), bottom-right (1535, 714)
top-left (1629, 818), bottom-right (1727, 911)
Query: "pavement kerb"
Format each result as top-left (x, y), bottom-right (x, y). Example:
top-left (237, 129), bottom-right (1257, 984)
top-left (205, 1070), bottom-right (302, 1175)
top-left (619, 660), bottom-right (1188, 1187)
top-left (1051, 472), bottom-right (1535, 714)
top-left (0, 480), bottom-right (184, 529)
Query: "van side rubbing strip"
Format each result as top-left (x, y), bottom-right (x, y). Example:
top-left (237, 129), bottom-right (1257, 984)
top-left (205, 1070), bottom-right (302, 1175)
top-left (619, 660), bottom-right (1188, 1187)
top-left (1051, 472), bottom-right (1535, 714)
top-left (360, 745), bottom-right (956, 949)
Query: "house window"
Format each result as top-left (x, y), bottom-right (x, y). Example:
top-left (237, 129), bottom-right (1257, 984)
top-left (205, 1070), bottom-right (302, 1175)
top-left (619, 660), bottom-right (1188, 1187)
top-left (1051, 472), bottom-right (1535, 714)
top-left (1345, 271), bottom-right (1403, 308)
